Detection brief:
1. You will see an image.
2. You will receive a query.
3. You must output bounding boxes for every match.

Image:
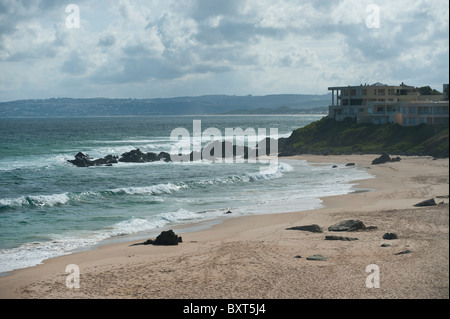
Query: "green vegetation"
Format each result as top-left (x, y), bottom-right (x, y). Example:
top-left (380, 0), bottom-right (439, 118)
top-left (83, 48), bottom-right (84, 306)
top-left (416, 86), bottom-right (442, 95)
top-left (279, 117), bottom-right (449, 158)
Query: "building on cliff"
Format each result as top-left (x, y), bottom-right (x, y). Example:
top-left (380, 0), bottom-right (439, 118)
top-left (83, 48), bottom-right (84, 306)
top-left (328, 82), bottom-right (449, 126)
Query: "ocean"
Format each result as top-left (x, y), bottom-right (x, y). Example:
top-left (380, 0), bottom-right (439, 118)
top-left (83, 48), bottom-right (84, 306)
top-left (0, 115), bottom-right (372, 274)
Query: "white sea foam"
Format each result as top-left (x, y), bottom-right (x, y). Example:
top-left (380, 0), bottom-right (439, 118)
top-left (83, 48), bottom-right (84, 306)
top-left (0, 159), bottom-right (373, 274)
top-left (110, 183), bottom-right (187, 195)
top-left (0, 193), bottom-right (70, 209)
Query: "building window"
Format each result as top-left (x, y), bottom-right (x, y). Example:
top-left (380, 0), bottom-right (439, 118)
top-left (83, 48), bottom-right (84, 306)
top-left (388, 89), bottom-right (395, 95)
top-left (419, 117), bottom-right (425, 124)
top-left (362, 89), bottom-right (367, 95)
top-left (378, 89), bottom-right (385, 95)
top-left (409, 107), bottom-right (416, 114)
top-left (409, 118), bottom-right (416, 125)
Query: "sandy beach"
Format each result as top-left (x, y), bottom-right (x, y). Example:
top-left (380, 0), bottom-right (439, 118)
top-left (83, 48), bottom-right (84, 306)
top-left (0, 154), bottom-right (448, 299)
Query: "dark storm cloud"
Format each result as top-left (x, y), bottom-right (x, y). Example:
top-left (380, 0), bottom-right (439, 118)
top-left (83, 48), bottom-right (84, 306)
top-left (98, 34), bottom-right (116, 47)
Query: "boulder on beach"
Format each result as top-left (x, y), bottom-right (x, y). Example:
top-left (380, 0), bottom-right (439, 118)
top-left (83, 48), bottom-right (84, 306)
top-left (395, 249), bottom-right (412, 255)
top-left (306, 254), bottom-right (328, 261)
top-left (328, 220), bottom-right (367, 232)
top-left (130, 230), bottom-right (182, 246)
top-left (325, 235), bottom-right (358, 241)
top-left (372, 153), bottom-right (391, 165)
top-left (286, 224), bottom-right (324, 233)
top-left (154, 230), bottom-right (183, 246)
top-left (382, 233), bottom-right (399, 240)
top-left (372, 153), bottom-right (402, 165)
top-left (413, 198), bottom-right (437, 207)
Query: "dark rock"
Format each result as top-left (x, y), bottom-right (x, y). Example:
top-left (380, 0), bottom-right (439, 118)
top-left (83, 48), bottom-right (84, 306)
top-left (332, 165), bottom-right (338, 168)
top-left (372, 153), bottom-right (391, 165)
top-left (257, 137), bottom-right (279, 156)
top-left (69, 148), bottom-right (173, 167)
top-left (157, 152), bottom-right (172, 162)
top-left (200, 140), bottom-right (256, 160)
top-left (92, 154), bottom-right (119, 166)
top-left (306, 254), bottom-right (328, 261)
top-left (413, 198), bottom-right (437, 207)
top-left (68, 152), bottom-right (118, 167)
top-left (372, 153), bottom-right (402, 165)
top-left (382, 233), bottom-right (398, 240)
top-left (294, 255), bottom-right (302, 259)
top-left (154, 230), bottom-right (182, 246)
top-left (75, 152), bottom-right (90, 160)
top-left (395, 249), bottom-right (412, 255)
top-left (286, 224), bottom-right (324, 233)
top-left (366, 226), bottom-right (378, 231)
top-left (325, 235), bottom-right (358, 241)
top-left (345, 163), bottom-right (355, 166)
top-left (119, 149), bottom-right (152, 163)
top-left (118, 149), bottom-right (173, 163)
top-left (328, 220), bottom-right (367, 232)
top-left (131, 230), bottom-right (182, 246)
top-left (381, 243), bottom-right (391, 247)
top-left (224, 210), bottom-right (232, 214)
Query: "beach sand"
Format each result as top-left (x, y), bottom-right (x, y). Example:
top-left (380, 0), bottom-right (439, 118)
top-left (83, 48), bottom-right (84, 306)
top-left (0, 155), bottom-right (448, 299)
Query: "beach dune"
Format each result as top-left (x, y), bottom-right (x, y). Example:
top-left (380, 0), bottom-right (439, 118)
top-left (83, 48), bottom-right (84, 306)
top-left (0, 155), bottom-right (448, 299)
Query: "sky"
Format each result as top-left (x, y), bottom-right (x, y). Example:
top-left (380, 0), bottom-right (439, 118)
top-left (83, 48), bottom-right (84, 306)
top-left (0, 0), bottom-right (448, 102)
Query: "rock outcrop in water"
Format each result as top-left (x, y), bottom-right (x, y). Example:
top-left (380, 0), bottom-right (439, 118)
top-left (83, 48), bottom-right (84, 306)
top-left (119, 149), bottom-right (172, 163)
top-left (68, 149), bottom-right (173, 167)
top-left (68, 136), bottom-right (277, 167)
top-left (67, 152), bottom-right (119, 167)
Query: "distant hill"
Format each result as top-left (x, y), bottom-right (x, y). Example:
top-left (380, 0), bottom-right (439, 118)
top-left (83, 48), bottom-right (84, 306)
top-left (0, 94), bottom-right (330, 117)
top-left (279, 117), bottom-right (449, 158)
top-left (221, 105), bottom-right (328, 115)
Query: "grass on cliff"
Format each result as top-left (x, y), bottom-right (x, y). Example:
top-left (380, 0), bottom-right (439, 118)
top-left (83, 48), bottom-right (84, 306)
top-left (280, 117), bottom-right (449, 158)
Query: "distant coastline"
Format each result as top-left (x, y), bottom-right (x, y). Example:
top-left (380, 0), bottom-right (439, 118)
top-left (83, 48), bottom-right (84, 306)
top-left (0, 94), bottom-right (329, 117)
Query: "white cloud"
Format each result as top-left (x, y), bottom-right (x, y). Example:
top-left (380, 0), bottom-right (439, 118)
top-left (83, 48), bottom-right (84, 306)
top-left (0, 0), bottom-right (448, 101)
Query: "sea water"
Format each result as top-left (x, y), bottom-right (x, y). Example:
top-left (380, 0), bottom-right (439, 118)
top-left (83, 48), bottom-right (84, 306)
top-left (0, 115), bottom-right (372, 274)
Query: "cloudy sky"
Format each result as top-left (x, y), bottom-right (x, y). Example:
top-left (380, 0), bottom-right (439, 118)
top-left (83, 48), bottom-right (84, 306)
top-left (0, 0), bottom-right (448, 101)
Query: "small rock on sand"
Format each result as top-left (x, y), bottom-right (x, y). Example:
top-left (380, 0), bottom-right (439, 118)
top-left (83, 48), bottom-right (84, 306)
top-left (306, 254), bottom-right (328, 261)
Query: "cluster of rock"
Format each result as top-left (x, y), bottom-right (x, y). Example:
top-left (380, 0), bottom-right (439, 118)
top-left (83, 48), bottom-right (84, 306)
top-left (68, 138), bottom-right (278, 167)
top-left (288, 219), bottom-right (414, 259)
top-left (67, 152), bottom-right (118, 167)
top-left (372, 152), bottom-right (401, 165)
top-left (67, 150), bottom-right (171, 167)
